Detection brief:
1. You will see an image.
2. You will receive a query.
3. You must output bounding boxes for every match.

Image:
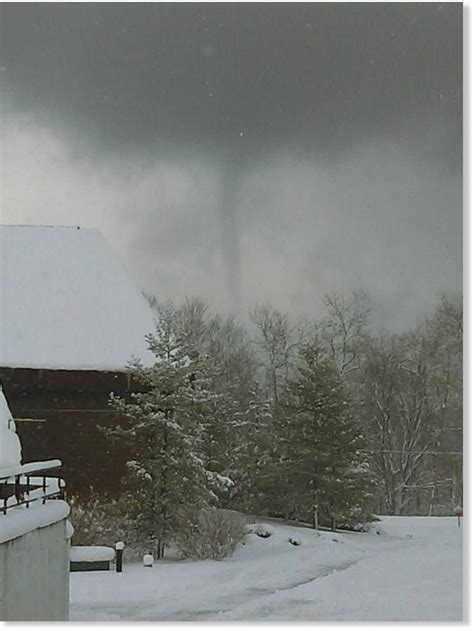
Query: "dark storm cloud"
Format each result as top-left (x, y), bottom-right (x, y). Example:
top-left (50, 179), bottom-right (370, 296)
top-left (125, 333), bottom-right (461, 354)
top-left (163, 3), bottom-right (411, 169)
top-left (0, 3), bottom-right (463, 329)
top-left (0, 3), bottom-right (462, 162)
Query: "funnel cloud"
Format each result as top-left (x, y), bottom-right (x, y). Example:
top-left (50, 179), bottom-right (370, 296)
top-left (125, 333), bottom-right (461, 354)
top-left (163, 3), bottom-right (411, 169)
top-left (0, 3), bottom-right (462, 329)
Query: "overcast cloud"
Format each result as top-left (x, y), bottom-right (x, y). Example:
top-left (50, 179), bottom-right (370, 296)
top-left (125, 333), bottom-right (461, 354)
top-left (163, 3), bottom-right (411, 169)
top-left (0, 3), bottom-right (462, 330)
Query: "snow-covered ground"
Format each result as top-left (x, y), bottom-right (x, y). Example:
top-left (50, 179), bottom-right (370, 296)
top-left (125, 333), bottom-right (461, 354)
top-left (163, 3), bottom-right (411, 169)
top-left (70, 516), bottom-right (463, 621)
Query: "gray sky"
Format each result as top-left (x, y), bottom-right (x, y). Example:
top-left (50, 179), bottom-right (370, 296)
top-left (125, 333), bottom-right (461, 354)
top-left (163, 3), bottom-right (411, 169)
top-left (0, 3), bottom-right (462, 330)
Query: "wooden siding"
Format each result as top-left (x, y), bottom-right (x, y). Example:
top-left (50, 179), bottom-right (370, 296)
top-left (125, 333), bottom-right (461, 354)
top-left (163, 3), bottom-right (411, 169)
top-left (0, 367), bottom-right (143, 497)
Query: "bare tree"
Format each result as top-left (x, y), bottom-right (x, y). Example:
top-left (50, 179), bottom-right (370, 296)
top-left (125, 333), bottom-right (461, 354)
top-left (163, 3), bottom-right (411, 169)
top-left (360, 334), bottom-right (434, 515)
top-left (422, 294), bottom-right (463, 513)
top-left (320, 291), bottom-right (371, 377)
top-left (250, 304), bottom-right (307, 401)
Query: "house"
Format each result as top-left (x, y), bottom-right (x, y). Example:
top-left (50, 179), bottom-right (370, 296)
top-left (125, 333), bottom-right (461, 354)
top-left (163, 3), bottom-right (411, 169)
top-left (0, 225), bottom-right (157, 496)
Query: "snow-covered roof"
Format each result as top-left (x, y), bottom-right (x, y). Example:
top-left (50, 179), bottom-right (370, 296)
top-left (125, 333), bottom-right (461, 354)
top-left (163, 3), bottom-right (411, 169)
top-left (0, 225), bottom-right (156, 371)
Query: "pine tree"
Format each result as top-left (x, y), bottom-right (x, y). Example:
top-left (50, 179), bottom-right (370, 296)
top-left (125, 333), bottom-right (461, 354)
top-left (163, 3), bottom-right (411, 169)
top-left (226, 381), bottom-right (274, 513)
top-left (279, 340), bottom-right (375, 529)
top-left (107, 302), bottom-right (216, 558)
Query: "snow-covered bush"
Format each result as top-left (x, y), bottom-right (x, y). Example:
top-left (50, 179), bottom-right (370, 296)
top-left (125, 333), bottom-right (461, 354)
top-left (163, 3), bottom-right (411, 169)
top-left (174, 507), bottom-right (247, 560)
top-left (345, 522), bottom-right (369, 533)
top-left (288, 537), bottom-right (301, 546)
top-left (246, 523), bottom-right (275, 538)
top-left (367, 523), bottom-right (385, 536)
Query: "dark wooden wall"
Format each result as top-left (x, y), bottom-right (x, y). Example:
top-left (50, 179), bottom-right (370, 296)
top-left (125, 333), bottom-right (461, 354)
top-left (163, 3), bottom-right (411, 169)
top-left (0, 367), bottom-right (141, 497)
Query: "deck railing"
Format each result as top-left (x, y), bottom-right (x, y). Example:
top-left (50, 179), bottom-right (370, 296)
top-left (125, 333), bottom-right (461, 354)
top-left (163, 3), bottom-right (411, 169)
top-left (0, 460), bottom-right (65, 514)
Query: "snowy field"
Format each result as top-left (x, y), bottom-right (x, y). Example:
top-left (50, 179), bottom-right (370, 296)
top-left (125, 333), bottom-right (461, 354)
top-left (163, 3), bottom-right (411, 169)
top-left (70, 516), bottom-right (463, 622)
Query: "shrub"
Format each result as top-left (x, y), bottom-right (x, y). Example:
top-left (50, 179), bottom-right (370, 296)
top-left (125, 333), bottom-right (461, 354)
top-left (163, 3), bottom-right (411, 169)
top-left (246, 523), bottom-right (275, 538)
top-left (338, 511), bottom-right (379, 532)
top-left (174, 507), bottom-right (247, 560)
top-left (68, 493), bottom-right (146, 560)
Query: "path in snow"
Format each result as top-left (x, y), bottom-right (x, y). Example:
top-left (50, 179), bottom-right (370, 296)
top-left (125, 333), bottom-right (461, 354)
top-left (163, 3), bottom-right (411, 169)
top-left (69, 516), bottom-right (463, 621)
top-left (144, 560), bottom-right (360, 621)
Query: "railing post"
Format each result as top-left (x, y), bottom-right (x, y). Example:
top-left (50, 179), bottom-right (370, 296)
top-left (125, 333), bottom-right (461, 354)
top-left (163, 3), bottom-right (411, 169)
top-left (14, 475), bottom-right (21, 504)
top-left (25, 475), bottom-right (30, 507)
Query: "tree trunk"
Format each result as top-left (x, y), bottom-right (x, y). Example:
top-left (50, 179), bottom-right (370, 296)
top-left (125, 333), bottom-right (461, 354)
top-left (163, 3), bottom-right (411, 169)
top-left (428, 485), bottom-right (435, 516)
top-left (313, 504), bottom-right (319, 534)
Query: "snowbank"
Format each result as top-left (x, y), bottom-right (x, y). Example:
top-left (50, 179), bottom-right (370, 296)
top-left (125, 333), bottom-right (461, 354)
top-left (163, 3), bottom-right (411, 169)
top-left (0, 225), bottom-right (157, 370)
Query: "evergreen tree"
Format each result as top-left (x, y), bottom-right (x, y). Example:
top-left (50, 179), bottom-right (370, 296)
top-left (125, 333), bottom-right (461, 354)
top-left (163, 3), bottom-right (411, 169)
top-left (226, 381), bottom-right (274, 513)
top-left (107, 302), bottom-right (216, 558)
top-left (279, 340), bottom-right (375, 529)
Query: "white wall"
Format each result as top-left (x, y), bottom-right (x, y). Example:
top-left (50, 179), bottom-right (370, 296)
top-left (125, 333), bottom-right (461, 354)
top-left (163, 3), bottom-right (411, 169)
top-left (0, 518), bottom-right (69, 621)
